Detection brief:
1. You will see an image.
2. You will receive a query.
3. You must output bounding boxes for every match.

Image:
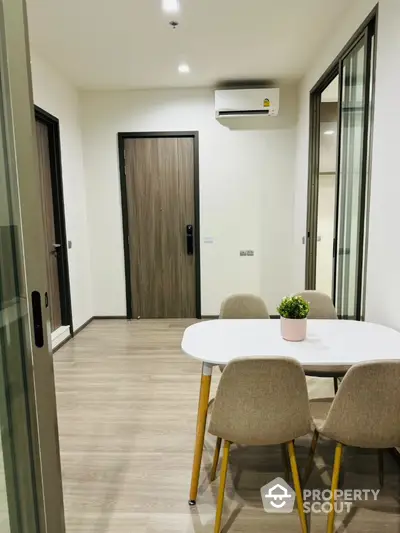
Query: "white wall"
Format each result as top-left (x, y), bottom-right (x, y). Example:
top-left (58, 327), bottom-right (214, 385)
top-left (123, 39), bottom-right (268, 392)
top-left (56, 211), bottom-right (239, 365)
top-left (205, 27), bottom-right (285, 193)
top-left (295, 0), bottom-right (400, 330)
top-left (319, 122), bottom-right (337, 174)
top-left (31, 53), bottom-right (92, 330)
top-left (81, 86), bottom-right (298, 316)
top-left (316, 117), bottom-right (337, 298)
top-left (366, 0), bottom-right (400, 329)
top-left (316, 174), bottom-right (335, 297)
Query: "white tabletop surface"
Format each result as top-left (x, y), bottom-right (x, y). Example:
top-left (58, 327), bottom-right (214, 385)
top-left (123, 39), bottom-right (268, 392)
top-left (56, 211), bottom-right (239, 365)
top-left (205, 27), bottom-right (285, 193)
top-left (181, 319), bottom-right (400, 367)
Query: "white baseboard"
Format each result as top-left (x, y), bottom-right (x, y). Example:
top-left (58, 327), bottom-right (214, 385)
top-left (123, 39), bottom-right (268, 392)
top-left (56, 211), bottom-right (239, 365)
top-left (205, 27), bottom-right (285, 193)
top-left (51, 325), bottom-right (70, 350)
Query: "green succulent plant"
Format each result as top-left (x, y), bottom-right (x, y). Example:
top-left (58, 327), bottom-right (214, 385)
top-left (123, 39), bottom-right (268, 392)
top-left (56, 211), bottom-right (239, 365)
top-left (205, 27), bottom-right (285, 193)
top-left (277, 295), bottom-right (310, 319)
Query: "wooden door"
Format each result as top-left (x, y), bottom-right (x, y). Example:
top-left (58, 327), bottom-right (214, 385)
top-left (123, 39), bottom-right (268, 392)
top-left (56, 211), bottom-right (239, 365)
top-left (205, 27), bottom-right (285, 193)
top-left (36, 120), bottom-right (62, 331)
top-left (124, 136), bottom-right (197, 318)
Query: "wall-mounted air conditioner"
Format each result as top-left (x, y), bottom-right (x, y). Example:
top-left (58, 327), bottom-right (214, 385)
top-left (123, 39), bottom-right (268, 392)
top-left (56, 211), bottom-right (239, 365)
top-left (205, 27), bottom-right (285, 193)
top-left (214, 88), bottom-right (280, 118)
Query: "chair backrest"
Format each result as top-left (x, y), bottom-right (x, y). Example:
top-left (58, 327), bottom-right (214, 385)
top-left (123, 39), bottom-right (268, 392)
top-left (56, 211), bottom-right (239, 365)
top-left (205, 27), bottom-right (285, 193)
top-left (208, 358), bottom-right (311, 445)
top-left (295, 290), bottom-right (337, 319)
top-left (321, 361), bottom-right (400, 448)
top-left (219, 294), bottom-right (269, 319)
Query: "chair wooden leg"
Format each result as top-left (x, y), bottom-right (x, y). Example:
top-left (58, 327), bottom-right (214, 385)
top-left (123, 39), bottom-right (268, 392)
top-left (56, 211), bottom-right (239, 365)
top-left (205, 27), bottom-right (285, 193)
top-left (189, 367), bottom-right (212, 505)
top-left (327, 442), bottom-right (344, 533)
top-left (304, 430), bottom-right (319, 485)
top-left (214, 441), bottom-right (231, 533)
top-left (281, 443), bottom-right (291, 482)
top-left (288, 441), bottom-right (308, 533)
top-left (210, 437), bottom-right (222, 482)
top-left (378, 450), bottom-right (384, 487)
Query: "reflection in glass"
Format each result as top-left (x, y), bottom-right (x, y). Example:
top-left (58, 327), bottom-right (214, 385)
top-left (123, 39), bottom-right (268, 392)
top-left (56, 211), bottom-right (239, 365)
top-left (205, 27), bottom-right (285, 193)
top-left (316, 77), bottom-right (339, 297)
top-left (336, 37), bottom-right (367, 318)
top-left (0, 60), bottom-right (39, 533)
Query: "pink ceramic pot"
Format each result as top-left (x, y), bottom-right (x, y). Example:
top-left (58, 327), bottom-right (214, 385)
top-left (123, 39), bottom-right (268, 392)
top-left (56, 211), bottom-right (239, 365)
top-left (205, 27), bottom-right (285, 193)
top-left (280, 317), bottom-right (307, 342)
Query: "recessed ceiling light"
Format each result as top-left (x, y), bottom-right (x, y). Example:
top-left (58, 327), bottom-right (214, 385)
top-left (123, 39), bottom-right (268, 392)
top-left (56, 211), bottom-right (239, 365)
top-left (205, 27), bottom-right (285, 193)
top-left (324, 130), bottom-right (335, 135)
top-left (162, 0), bottom-right (180, 13)
top-left (178, 63), bottom-right (190, 74)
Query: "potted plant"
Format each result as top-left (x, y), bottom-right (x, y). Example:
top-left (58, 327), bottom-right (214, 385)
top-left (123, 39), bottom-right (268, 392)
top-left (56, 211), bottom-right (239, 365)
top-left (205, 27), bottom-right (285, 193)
top-left (277, 295), bottom-right (310, 342)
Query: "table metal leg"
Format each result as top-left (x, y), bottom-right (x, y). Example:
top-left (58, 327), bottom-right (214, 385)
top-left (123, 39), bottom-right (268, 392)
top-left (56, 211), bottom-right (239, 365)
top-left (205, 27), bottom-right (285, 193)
top-left (189, 362), bottom-right (213, 505)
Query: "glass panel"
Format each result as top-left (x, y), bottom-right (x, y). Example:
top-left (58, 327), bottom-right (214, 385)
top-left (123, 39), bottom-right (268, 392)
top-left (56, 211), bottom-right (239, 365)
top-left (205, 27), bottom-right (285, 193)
top-left (0, 0), bottom-right (65, 530)
top-left (0, 132), bottom-right (13, 533)
top-left (0, 76), bottom-right (39, 532)
top-left (0, 0), bottom-right (66, 530)
top-left (361, 33), bottom-right (375, 320)
top-left (316, 76), bottom-right (339, 297)
top-left (335, 36), bottom-right (367, 319)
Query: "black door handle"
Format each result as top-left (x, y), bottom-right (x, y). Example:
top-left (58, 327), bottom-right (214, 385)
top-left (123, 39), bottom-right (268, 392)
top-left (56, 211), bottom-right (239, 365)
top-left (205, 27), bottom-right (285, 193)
top-left (31, 291), bottom-right (44, 348)
top-left (186, 224), bottom-right (194, 255)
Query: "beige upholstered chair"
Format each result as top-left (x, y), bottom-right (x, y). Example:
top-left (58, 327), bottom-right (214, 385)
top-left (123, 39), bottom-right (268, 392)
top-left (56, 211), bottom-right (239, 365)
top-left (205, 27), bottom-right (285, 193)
top-left (218, 294), bottom-right (269, 374)
top-left (305, 361), bottom-right (400, 533)
top-left (296, 290), bottom-right (337, 320)
top-left (295, 290), bottom-right (340, 394)
top-left (219, 293), bottom-right (270, 319)
top-left (208, 357), bottom-right (311, 533)
top-left (216, 294), bottom-right (294, 481)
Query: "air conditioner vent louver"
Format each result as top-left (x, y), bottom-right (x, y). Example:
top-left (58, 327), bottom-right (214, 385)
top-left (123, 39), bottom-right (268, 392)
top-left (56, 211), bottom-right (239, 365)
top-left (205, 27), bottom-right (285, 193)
top-left (217, 109), bottom-right (270, 116)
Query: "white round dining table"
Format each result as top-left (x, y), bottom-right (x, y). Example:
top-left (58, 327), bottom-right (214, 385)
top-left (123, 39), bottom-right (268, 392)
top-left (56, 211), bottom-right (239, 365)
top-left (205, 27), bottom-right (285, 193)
top-left (181, 319), bottom-right (400, 505)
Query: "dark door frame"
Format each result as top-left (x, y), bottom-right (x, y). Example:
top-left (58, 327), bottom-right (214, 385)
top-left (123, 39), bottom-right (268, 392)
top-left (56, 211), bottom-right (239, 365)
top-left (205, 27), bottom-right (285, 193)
top-left (118, 131), bottom-right (201, 319)
top-left (305, 6), bottom-right (377, 320)
top-left (34, 106), bottom-right (73, 334)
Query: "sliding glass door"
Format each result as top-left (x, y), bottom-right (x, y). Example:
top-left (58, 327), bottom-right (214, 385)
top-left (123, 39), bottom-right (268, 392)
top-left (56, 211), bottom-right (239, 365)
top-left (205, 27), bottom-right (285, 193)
top-left (334, 32), bottom-right (372, 319)
top-left (306, 10), bottom-right (376, 320)
top-left (0, 0), bottom-right (65, 531)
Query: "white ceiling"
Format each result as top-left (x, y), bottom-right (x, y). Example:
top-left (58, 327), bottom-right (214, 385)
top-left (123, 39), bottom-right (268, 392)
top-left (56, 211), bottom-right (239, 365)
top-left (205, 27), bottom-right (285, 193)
top-left (27, 0), bottom-right (351, 90)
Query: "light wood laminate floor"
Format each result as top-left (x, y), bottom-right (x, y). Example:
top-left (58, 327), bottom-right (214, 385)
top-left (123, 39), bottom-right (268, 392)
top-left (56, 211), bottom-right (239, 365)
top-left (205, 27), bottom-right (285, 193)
top-left (55, 319), bottom-right (400, 533)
